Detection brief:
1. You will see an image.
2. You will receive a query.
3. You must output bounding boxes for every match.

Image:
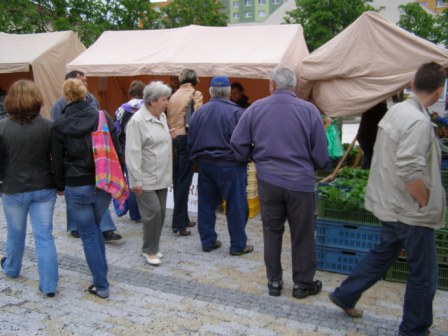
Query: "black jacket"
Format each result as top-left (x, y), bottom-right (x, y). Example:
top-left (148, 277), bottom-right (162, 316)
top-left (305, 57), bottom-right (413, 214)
top-left (0, 116), bottom-right (55, 193)
top-left (50, 100), bottom-right (124, 191)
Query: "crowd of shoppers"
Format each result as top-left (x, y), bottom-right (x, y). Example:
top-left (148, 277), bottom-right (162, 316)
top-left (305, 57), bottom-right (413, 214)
top-left (0, 62), bottom-right (446, 336)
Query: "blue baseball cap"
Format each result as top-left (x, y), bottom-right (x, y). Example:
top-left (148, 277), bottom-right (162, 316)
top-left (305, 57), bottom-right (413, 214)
top-left (210, 76), bottom-right (230, 87)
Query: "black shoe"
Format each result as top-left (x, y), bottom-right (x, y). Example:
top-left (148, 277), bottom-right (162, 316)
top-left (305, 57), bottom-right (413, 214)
top-left (70, 231), bottom-right (80, 238)
top-left (202, 240), bottom-right (222, 252)
top-left (172, 228), bottom-right (191, 236)
top-left (39, 287), bottom-right (55, 298)
top-left (103, 230), bottom-right (122, 241)
top-left (268, 281), bottom-right (283, 297)
top-left (292, 280), bottom-right (322, 299)
top-left (1, 257), bottom-right (6, 269)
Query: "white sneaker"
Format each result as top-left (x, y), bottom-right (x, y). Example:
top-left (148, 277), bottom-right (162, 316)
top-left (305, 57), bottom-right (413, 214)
top-left (156, 252), bottom-right (163, 259)
top-left (142, 253), bottom-right (161, 266)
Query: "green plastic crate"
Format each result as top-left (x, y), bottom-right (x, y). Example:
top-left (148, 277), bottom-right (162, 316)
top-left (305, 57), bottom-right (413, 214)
top-left (317, 197), bottom-right (380, 226)
top-left (385, 259), bottom-right (447, 291)
top-left (442, 170), bottom-right (448, 205)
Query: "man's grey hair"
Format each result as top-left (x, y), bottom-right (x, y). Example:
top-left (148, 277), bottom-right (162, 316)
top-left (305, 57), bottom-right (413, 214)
top-left (143, 81), bottom-right (172, 104)
top-left (270, 65), bottom-right (297, 90)
top-left (209, 86), bottom-right (231, 98)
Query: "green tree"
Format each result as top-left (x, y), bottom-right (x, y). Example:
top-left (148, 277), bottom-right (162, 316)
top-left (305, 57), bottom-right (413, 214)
top-left (437, 6), bottom-right (448, 47)
top-left (104, 0), bottom-right (161, 31)
top-left (397, 2), bottom-right (439, 44)
top-left (161, 0), bottom-right (227, 29)
top-left (0, 0), bottom-right (42, 33)
top-left (0, 0), bottom-right (162, 47)
top-left (284, 0), bottom-right (375, 52)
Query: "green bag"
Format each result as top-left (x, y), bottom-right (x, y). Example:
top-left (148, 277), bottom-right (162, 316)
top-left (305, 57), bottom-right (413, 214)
top-left (326, 122), bottom-right (344, 159)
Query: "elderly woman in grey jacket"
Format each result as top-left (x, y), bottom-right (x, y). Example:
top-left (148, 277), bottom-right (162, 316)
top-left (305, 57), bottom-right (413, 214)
top-left (125, 81), bottom-right (174, 266)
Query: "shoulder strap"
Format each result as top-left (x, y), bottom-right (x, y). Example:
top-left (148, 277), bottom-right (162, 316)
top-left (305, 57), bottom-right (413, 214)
top-left (98, 110), bottom-right (108, 131)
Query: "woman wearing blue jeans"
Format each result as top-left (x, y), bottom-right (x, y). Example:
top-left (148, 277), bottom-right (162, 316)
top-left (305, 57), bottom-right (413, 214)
top-left (0, 80), bottom-right (58, 297)
top-left (51, 78), bottom-right (125, 299)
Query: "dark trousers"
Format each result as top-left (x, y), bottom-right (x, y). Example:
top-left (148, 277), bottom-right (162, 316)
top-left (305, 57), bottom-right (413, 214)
top-left (197, 162), bottom-right (248, 252)
top-left (257, 178), bottom-right (316, 287)
top-left (332, 222), bottom-right (437, 336)
top-left (172, 135), bottom-right (194, 230)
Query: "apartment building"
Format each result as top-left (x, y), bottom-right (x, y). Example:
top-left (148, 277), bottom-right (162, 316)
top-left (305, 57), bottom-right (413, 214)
top-left (222, 0), bottom-right (285, 24)
top-left (417, 0), bottom-right (448, 13)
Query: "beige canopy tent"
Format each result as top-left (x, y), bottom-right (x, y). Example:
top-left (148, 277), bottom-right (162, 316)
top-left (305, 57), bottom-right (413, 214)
top-left (0, 31), bottom-right (85, 118)
top-left (299, 11), bottom-right (448, 117)
top-left (67, 24), bottom-right (309, 114)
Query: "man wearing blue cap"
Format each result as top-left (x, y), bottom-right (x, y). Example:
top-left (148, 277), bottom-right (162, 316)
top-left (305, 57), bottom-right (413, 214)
top-left (187, 76), bottom-right (253, 255)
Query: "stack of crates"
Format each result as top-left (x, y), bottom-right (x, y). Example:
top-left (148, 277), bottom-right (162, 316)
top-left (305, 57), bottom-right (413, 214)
top-left (315, 195), bottom-right (382, 275)
top-left (246, 162), bottom-right (260, 217)
top-left (384, 168), bottom-right (448, 290)
top-left (222, 162), bottom-right (260, 218)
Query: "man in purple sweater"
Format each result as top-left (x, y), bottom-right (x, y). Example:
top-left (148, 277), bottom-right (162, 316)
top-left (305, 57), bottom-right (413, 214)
top-left (231, 65), bottom-right (329, 298)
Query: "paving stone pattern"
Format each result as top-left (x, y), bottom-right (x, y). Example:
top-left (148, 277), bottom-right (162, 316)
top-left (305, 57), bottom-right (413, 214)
top-left (0, 197), bottom-right (447, 336)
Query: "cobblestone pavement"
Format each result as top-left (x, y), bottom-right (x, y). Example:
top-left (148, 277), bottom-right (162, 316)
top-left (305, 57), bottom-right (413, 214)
top-left (0, 197), bottom-right (447, 336)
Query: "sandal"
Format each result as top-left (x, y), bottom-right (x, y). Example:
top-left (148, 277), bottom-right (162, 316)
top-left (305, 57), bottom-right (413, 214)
top-left (230, 244), bottom-right (254, 256)
top-left (88, 285), bottom-right (109, 299)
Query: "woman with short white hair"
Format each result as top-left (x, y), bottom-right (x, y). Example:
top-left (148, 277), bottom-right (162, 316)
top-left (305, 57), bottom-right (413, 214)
top-left (125, 81), bottom-right (174, 266)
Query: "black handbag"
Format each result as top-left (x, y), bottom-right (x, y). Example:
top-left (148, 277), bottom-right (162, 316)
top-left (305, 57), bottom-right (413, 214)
top-left (184, 91), bottom-right (196, 130)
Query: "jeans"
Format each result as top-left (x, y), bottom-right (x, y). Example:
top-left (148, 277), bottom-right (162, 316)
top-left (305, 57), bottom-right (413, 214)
top-left (2, 189), bottom-right (58, 294)
top-left (198, 162), bottom-right (248, 252)
top-left (127, 190), bottom-right (141, 221)
top-left (257, 179), bottom-right (316, 286)
top-left (332, 221), bottom-right (437, 336)
top-left (124, 166), bottom-right (141, 221)
top-left (64, 185), bottom-right (111, 293)
top-left (172, 135), bottom-right (194, 230)
top-left (66, 195), bottom-right (117, 233)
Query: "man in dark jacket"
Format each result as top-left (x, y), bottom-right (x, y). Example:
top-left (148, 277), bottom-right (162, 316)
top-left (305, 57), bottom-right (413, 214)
top-left (187, 76), bottom-right (253, 256)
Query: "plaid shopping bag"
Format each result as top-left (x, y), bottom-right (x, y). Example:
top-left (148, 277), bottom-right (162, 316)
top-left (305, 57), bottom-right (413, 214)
top-left (92, 110), bottom-right (129, 206)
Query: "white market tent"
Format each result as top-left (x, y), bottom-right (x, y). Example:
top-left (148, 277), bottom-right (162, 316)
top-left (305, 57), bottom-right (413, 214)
top-left (299, 11), bottom-right (448, 117)
top-left (0, 31), bottom-right (85, 118)
top-left (67, 24), bottom-right (309, 113)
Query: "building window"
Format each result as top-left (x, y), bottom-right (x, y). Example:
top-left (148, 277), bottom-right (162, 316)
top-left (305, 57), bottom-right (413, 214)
top-left (233, 13), bottom-right (240, 19)
top-left (245, 0), bottom-right (253, 6)
top-left (436, 0), bottom-right (445, 7)
top-left (245, 11), bottom-right (253, 18)
top-left (233, 1), bottom-right (239, 8)
top-left (259, 10), bottom-right (266, 17)
top-left (259, 0), bottom-right (266, 4)
top-left (272, 0), bottom-right (281, 4)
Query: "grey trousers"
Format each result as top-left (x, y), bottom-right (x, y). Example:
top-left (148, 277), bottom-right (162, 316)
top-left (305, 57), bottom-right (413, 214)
top-left (257, 178), bottom-right (317, 287)
top-left (136, 188), bottom-right (167, 255)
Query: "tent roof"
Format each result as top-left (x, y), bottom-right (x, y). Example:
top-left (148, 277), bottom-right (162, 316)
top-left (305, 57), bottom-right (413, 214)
top-left (67, 24), bottom-right (309, 79)
top-left (0, 31), bottom-right (85, 117)
top-left (0, 31), bottom-right (82, 73)
top-left (299, 11), bottom-right (448, 117)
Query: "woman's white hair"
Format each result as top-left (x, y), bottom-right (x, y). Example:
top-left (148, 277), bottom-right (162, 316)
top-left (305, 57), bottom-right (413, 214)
top-left (143, 81), bottom-right (172, 104)
top-left (270, 65), bottom-right (297, 90)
